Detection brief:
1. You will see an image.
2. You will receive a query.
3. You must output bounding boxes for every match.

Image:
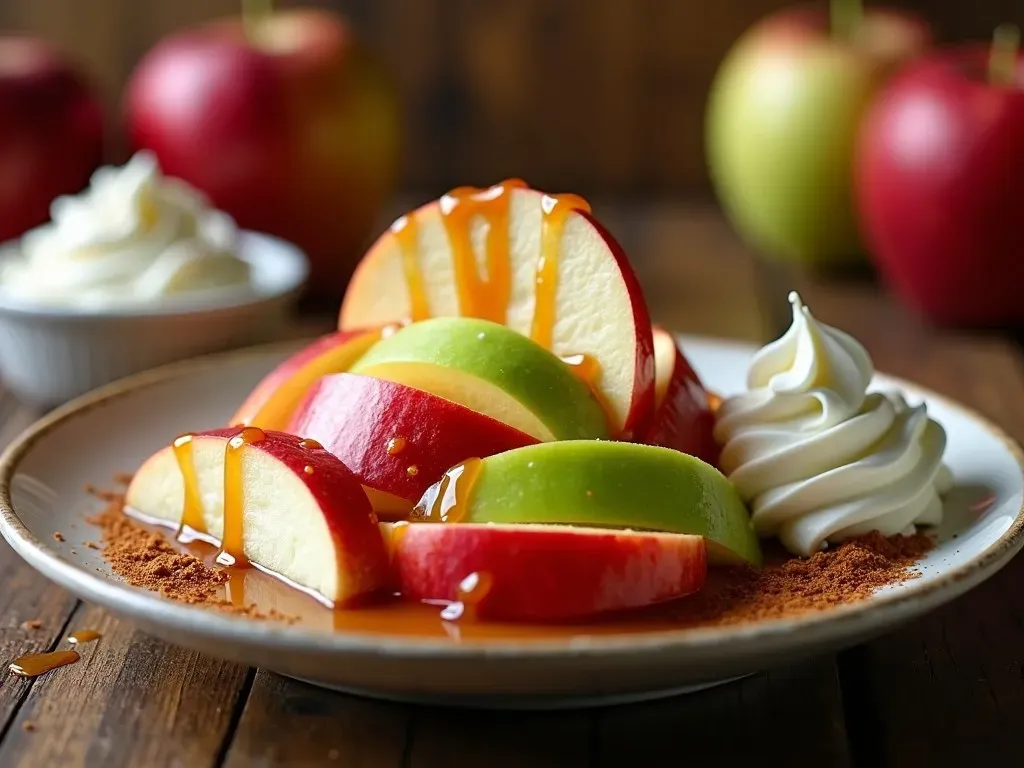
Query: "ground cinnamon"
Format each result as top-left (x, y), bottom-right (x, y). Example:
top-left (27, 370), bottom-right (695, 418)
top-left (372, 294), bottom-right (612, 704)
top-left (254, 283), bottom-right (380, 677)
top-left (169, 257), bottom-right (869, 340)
top-left (86, 492), bottom-right (294, 623)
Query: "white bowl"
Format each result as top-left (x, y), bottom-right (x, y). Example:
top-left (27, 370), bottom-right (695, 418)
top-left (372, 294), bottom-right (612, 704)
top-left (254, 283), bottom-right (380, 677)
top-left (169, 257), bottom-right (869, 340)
top-left (0, 230), bottom-right (309, 407)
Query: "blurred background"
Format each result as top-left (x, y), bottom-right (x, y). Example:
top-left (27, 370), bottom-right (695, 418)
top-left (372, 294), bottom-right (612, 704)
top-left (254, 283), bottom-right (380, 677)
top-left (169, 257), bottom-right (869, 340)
top-left (1, 0), bottom-right (1016, 195)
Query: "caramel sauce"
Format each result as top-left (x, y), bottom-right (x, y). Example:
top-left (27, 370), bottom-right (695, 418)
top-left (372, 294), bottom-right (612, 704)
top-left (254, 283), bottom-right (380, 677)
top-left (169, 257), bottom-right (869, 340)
top-left (439, 179), bottom-right (526, 322)
top-left (386, 436), bottom-right (407, 456)
top-left (9, 650), bottom-right (80, 677)
top-left (298, 438), bottom-right (322, 451)
top-left (411, 457), bottom-right (482, 523)
top-left (303, 466), bottom-right (314, 476)
top-left (561, 353), bottom-right (602, 389)
top-left (406, 464), bottom-right (419, 478)
top-left (218, 427), bottom-right (266, 567)
top-left (392, 215), bottom-right (431, 322)
top-left (66, 629), bottom-right (102, 646)
top-left (440, 571), bottom-right (494, 622)
top-left (531, 193), bottom-right (591, 348)
top-left (172, 434), bottom-right (206, 538)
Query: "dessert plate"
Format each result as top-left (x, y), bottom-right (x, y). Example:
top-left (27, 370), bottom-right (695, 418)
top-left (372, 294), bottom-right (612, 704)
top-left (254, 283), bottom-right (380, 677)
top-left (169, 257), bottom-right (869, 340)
top-left (1, 336), bottom-right (1022, 709)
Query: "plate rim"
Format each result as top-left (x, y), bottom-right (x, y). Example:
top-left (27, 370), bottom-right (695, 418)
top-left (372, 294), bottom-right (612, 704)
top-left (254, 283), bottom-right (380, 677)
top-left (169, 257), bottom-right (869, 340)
top-left (1, 333), bottom-right (1022, 661)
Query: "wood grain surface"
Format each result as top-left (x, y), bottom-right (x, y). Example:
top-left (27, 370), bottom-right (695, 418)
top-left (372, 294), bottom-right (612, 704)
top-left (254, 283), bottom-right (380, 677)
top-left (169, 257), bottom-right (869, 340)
top-left (0, 0), bottom-right (1018, 195)
top-left (0, 203), bottom-right (1021, 766)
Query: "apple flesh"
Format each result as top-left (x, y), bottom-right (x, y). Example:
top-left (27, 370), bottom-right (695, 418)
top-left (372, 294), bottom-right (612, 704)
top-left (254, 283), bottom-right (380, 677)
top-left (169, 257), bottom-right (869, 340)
top-left (351, 317), bottom-right (609, 441)
top-left (288, 373), bottom-right (538, 518)
top-left (124, 7), bottom-right (401, 297)
top-left (230, 328), bottom-right (382, 430)
top-left (640, 327), bottom-right (718, 464)
top-left (339, 183), bottom-right (655, 437)
top-left (415, 440), bottom-right (761, 566)
top-left (855, 45), bottom-right (1024, 325)
top-left (125, 427), bottom-right (389, 605)
top-left (706, 8), bottom-right (931, 266)
top-left (0, 36), bottom-right (104, 243)
top-left (391, 523), bottom-right (707, 622)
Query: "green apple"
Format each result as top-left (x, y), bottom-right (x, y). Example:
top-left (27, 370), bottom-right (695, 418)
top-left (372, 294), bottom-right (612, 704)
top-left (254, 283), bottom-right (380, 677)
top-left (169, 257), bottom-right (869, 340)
top-left (414, 440), bottom-right (761, 566)
top-left (706, 5), bottom-right (930, 266)
top-left (351, 317), bottom-right (609, 442)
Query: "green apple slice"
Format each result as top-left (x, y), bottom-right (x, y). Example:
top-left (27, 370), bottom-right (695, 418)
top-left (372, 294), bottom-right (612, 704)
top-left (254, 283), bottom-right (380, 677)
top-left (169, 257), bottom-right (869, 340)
top-left (415, 440), bottom-right (761, 566)
top-left (351, 317), bottom-right (609, 441)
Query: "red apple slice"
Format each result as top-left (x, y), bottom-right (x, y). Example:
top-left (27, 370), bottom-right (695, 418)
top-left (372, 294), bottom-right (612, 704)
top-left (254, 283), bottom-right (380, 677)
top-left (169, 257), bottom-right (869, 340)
top-left (390, 523), bottom-right (707, 622)
top-left (338, 183), bottom-right (655, 438)
top-left (288, 373), bottom-right (538, 519)
top-left (125, 427), bottom-right (389, 606)
top-left (640, 327), bottom-right (718, 464)
top-left (230, 328), bottom-right (382, 430)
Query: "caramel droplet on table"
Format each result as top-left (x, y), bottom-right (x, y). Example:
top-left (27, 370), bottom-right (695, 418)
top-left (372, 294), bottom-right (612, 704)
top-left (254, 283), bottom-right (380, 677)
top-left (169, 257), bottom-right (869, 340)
top-left (67, 629), bottom-right (102, 646)
top-left (9, 650), bottom-right (80, 678)
top-left (441, 571), bottom-right (494, 622)
top-left (386, 436), bottom-right (407, 456)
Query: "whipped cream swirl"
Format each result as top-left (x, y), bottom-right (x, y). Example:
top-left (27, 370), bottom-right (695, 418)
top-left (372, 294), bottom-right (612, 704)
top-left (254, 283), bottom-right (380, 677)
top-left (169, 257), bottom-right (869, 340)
top-left (714, 292), bottom-right (951, 557)
top-left (0, 151), bottom-right (252, 307)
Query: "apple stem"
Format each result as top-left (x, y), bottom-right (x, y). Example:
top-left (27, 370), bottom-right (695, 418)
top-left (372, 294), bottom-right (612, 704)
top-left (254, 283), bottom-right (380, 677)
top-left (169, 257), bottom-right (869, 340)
top-left (989, 24), bottom-right (1020, 87)
top-left (830, 0), bottom-right (863, 41)
top-left (242, 0), bottom-right (274, 44)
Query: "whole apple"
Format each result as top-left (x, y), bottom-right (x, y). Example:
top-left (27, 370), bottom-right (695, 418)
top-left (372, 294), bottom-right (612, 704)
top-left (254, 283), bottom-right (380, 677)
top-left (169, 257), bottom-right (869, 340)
top-left (706, 5), bottom-right (931, 267)
top-left (855, 44), bottom-right (1024, 325)
top-left (124, 6), bottom-right (401, 297)
top-left (0, 36), bottom-right (104, 243)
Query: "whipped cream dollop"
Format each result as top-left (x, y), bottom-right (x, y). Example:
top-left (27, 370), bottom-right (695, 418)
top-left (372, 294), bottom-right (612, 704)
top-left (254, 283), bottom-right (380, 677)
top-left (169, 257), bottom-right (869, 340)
top-left (0, 151), bottom-right (252, 307)
top-left (714, 292), bottom-right (952, 557)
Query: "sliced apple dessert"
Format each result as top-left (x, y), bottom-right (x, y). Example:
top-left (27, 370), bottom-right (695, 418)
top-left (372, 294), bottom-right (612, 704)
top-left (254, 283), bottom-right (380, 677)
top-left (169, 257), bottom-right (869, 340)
top-left (125, 427), bottom-right (390, 606)
top-left (338, 180), bottom-right (656, 438)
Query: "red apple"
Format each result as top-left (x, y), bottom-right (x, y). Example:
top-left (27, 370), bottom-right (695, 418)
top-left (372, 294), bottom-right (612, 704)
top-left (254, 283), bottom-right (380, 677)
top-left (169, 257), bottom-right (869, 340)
top-left (856, 43), bottom-right (1024, 325)
top-left (288, 373), bottom-right (538, 518)
top-left (230, 327), bottom-right (382, 430)
top-left (640, 327), bottom-right (717, 464)
top-left (0, 36), bottom-right (103, 243)
top-left (390, 523), bottom-right (707, 622)
top-left (125, 427), bottom-right (389, 606)
top-left (124, 6), bottom-right (401, 297)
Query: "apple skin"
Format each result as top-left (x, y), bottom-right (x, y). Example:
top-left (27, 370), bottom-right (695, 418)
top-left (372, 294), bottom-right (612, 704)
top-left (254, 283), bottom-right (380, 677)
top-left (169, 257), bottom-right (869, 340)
top-left (230, 328), bottom-right (382, 430)
top-left (338, 185), bottom-right (656, 439)
top-left (0, 36), bottom-right (104, 243)
top-left (391, 523), bottom-right (707, 622)
top-left (126, 427), bottom-right (390, 606)
top-left (288, 373), bottom-right (538, 516)
top-left (640, 327), bottom-right (717, 464)
top-left (351, 317), bottom-right (610, 441)
top-left (124, 7), bottom-right (401, 296)
top-left (855, 45), bottom-right (1024, 325)
top-left (414, 440), bottom-right (761, 566)
top-left (706, 8), bottom-right (931, 266)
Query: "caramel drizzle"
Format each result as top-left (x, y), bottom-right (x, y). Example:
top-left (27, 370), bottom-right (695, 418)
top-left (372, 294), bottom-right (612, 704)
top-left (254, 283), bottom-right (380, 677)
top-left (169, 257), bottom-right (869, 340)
top-left (172, 434), bottom-right (206, 537)
top-left (530, 193), bottom-right (591, 349)
top-left (411, 458), bottom-right (482, 523)
top-left (397, 180), bottom-right (590, 356)
top-left (217, 427), bottom-right (266, 567)
top-left (440, 571), bottom-right (494, 622)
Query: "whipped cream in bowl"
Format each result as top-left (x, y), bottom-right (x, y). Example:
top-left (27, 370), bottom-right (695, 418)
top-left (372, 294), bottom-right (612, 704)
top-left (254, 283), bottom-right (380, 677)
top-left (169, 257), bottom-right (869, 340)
top-left (0, 151), bottom-right (308, 406)
top-left (714, 292), bottom-right (952, 557)
top-left (0, 151), bottom-right (259, 310)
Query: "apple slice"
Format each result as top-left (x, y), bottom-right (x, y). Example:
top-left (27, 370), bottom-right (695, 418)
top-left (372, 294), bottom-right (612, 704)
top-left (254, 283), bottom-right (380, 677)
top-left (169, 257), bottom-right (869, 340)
top-left (230, 328), bottom-right (382, 430)
top-left (640, 327), bottom-right (718, 464)
top-left (338, 182), bottom-right (655, 438)
top-left (413, 440), bottom-right (761, 566)
top-left (350, 317), bottom-right (609, 441)
top-left (288, 373), bottom-right (538, 519)
top-left (125, 427), bottom-right (389, 606)
top-left (390, 522), bottom-right (707, 622)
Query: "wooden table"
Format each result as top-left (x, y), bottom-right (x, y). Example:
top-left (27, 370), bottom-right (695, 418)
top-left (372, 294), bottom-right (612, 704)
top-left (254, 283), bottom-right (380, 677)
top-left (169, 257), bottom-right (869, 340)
top-left (1, 202), bottom-right (1023, 767)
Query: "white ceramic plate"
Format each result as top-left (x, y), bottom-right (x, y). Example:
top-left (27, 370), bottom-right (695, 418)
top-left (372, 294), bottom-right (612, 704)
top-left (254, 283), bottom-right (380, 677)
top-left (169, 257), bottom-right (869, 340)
top-left (1, 336), bottom-right (1022, 709)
